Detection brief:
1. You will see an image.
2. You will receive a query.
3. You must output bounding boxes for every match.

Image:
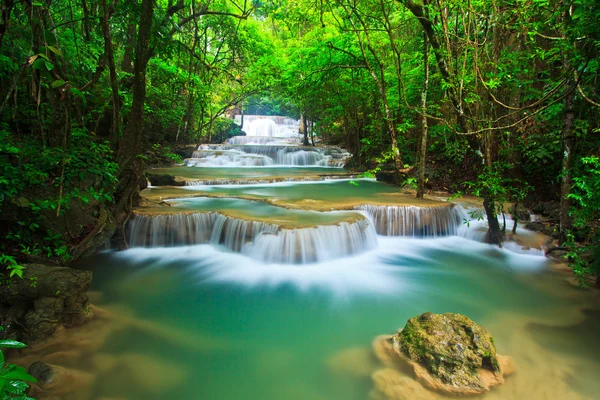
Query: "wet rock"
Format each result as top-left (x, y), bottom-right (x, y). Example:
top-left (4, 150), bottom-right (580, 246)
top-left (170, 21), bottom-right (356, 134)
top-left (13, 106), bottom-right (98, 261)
top-left (510, 203), bottom-right (531, 221)
top-left (533, 201), bottom-right (560, 219)
top-left (373, 312), bottom-right (513, 396)
top-left (0, 264), bottom-right (92, 343)
top-left (525, 221), bottom-right (560, 239)
top-left (28, 361), bottom-right (95, 398)
top-left (146, 173), bottom-right (186, 187)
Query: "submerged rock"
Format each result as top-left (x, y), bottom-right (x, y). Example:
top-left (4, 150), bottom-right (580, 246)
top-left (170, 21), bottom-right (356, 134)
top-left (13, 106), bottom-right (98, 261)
top-left (373, 312), bottom-right (514, 397)
top-left (28, 361), bottom-right (95, 398)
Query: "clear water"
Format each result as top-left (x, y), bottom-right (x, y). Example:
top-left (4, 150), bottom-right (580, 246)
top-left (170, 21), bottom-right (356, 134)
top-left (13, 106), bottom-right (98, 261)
top-left (35, 158), bottom-right (600, 400)
top-left (79, 237), bottom-right (600, 400)
top-left (154, 197), bottom-right (364, 227)
top-left (149, 166), bottom-right (351, 180)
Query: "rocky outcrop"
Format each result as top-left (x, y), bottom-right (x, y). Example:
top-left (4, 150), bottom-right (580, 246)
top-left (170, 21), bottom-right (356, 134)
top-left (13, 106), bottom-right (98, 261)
top-left (372, 312), bottom-right (514, 397)
top-left (146, 173), bottom-right (186, 187)
top-left (0, 264), bottom-right (92, 343)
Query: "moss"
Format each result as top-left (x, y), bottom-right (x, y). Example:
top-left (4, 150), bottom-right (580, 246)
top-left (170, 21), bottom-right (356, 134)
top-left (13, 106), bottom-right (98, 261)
top-left (397, 312), bottom-right (501, 390)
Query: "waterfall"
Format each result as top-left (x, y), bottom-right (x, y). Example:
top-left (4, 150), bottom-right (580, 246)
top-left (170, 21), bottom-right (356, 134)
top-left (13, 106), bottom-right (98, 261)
top-left (235, 115), bottom-right (301, 139)
top-left (127, 213), bottom-right (278, 249)
top-left (243, 219), bottom-right (377, 263)
top-left (184, 144), bottom-right (351, 167)
top-left (228, 136), bottom-right (299, 146)
top-left (356, 204), bottom-right (466, 237)
top-left (184, 149), bottom-right (274, 167)
top-left (127, 213), bottom-right (376, 263)
top-left (184, 175), bottom-right (359, 186)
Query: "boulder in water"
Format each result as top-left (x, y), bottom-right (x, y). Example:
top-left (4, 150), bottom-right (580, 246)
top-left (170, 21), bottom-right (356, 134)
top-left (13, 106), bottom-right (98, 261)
top-left (373, 312), bottom-right (514, 397)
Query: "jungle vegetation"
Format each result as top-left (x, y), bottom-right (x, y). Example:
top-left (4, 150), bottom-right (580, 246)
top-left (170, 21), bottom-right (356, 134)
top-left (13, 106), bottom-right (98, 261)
top-left (0, 0), bottom-right (598, 283)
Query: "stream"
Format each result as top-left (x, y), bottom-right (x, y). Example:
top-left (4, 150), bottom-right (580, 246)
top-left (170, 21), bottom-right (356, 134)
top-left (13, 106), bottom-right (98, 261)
top-left (68, 116), bottom-right (600, 400)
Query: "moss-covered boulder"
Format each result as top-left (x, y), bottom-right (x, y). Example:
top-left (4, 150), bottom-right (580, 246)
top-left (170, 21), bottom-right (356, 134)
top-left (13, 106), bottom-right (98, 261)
top-left (373, 312), bottom-right (514, 397)
top-left (400, 312), bottom-right (500, 388)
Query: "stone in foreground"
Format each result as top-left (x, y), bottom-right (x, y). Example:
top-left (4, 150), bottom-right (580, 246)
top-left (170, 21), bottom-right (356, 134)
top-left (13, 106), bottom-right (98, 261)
top-left (373, 312), bottom-right (514, 397)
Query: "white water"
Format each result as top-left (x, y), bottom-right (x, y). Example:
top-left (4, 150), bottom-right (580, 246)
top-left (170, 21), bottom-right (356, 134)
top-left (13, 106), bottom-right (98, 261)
top-left (356, 204), bottom-right (466, 237)
top-left (184, 145), bottom-right (351, 167)
top-left (116, 234), bottom-right (548, 294)
top-left (128, 213), bottom-right (376, 264)
top-left (235, 115), bottom-right (301, 140)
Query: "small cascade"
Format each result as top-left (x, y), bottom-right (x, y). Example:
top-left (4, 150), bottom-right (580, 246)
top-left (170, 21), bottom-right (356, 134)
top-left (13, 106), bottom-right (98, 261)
top-left (128, 213), bottom-right (277, 249)
top-left (184, 175), bottom-right (358, 186)
top-left (184, 144), bottom-right (351, 167)
top-left (228, 136), bottom-right (299, 146)
top-left (356, 204), bottom-right (465, 237)
top-left (243, 219), bottom-right (377, 263)
top-left (185, 149), bottom-right (274, 167)
top-left (127, 213), bottom-right (376, 263)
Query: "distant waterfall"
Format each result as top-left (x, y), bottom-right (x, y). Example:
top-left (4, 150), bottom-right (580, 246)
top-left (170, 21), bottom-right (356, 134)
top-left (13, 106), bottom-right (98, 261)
top-left (356, 204), bottom-right (466, 237)
top-left (127, 213), bottom-right (377, 263)
top-left (234, 115), bottom-right (301, 140)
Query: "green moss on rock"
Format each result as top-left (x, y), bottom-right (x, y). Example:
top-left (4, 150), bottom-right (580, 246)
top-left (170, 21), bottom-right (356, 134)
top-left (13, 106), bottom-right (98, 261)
top-left (398, 312), bottom-right (501, 390)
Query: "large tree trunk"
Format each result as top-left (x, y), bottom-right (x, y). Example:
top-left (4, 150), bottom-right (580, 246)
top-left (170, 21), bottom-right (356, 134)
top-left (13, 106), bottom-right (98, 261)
top-left (101, 0), bottom-right (120, 145)
top-left (113, 0), bottom-right (154, 237)
top-left (417, 33), bottom-right (429, 199)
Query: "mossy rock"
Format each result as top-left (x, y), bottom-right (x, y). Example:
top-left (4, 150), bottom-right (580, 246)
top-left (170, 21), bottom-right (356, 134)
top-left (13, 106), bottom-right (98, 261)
top-left (398, 312), bottom-right (501, 391)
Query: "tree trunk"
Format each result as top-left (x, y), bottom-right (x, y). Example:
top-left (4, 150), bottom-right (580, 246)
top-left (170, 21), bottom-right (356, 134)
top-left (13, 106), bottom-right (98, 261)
top-left (483, 198), bottom-right (502, 246)
top-left (113, 0), bottom-right (154, 235)
top-left (0, 0), bottom-right (14, 49)
top-left (559, 83), bottom-right (575, 244)
top-left (301, 114), bottom-right (309, 146)
top-left (100, 0), bottom-right (120, 145)
top-left (417, 33), bottom-right (429, 198)
top-left (121, 23), bottom-right (136, 74)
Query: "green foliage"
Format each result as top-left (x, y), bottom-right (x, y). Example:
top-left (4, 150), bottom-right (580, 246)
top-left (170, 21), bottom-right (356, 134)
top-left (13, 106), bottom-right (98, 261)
top-left (465, 164), bottom-right (532, 219)
top-left (0, 255), bottom-right (25, 280)
top-left (0, 337), bottom-right (37, 399)
top-left (0, 126), bottom-right (117, 263)
top-left (565, 156), bottom-right (600, 283)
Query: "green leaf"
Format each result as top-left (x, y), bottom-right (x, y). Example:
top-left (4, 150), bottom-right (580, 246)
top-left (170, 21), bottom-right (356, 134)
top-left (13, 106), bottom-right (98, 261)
top-left (44, 61), bottom-right (54, 71)
top-left (47, 46), bottom-right (63, 57)
top-left (0, 349), bottom-right (4, 369)
top-left (2, 366), bottom-right (38, 383)
top-left (4, 379), bottom-right (28, 394)
top-left (51, 80), bottom-right (66, 88)
top-left (0, 340), bottom-right (27, 349)
top-left (32, 58), bottom-right (46, 70)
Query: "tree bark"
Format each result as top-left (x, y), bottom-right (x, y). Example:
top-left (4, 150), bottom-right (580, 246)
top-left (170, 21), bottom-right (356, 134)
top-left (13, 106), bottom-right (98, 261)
top-left (100, 0), bottom-right (120, 145)
top-left (417, 33), bottom-right (429, 199)
top-left (0, 0), bottom-right (14, 49)
top-left (483, 198), bottom-right (503, 245)
top-left (113, 0), bottom-right (154, 232)
top-left (302, 114), bottom-right (309, 146)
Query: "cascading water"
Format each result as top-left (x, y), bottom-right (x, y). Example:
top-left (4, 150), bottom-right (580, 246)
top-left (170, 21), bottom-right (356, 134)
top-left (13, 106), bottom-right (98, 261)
top-left (234, 115), bottom-right (301, 140)
top-left (127, 212), bottom-right (278, 249)
top-left (184, 144), bottom-right (352, 167)
top-left (356, 204), bottom-right (466, 237)
top-left (127, 213), bottom-right (377, 263)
